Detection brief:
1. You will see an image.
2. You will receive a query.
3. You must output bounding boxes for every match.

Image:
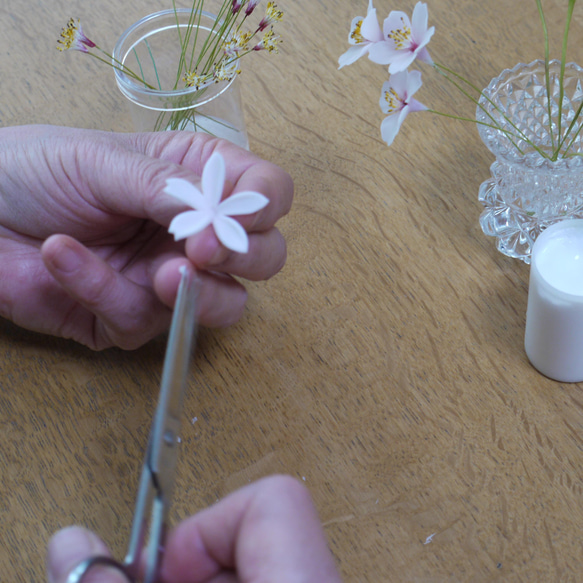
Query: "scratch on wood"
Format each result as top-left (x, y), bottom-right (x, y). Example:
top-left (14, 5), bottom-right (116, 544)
top-left (322, 514), bottom-right (356, 527)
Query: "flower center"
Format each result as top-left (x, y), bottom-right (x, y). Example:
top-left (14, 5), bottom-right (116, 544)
top-left (351, 20), bottom-right (365, 44)
top-left (388, 18), bottom-right (412, 49)
top-left (383, 88), bottom-right (404, 112)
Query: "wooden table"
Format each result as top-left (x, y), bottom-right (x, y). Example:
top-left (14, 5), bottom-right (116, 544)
top-left (2, 0), bottom-right (583, 580)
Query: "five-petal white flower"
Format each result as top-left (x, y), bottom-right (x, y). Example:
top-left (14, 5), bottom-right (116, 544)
top-left (165, 152), bottom-right (269, 253)
top-left (379, 69), bottom-right (428, 146)
top-left (369, 2), bottom-right (434, 73)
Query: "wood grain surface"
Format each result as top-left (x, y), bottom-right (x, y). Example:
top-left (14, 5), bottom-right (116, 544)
top-left (1, 0), bottom-right (583, 581)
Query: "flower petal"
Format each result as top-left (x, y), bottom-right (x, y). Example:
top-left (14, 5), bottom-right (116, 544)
top-left (389, 70), bottom-right (409, 96)
top-left (379, 79), bottom-right (403, 115)
top-left (368, 42), bottom-right (399, 65)
top-left (408, 98), bottom-right (428, 113)
top-left (338, 44), bottom-right (370, 69)
top-left (168, 209), bottom-right (213, 241)
top-left (411, 2), bottom-right (429, 40)
top-left (383, 11), bottom-right (412, 46)
top-left (416, 45), bottom-right (433, 65)
top-left (218, 191), bottom-right (269, 216)
top-left (360, 8), bottom-right (383, 42)
top-left (387, 52), bottom-right (416, 74)
top-left (338, 45), bottom-right (369, 68)
top-left (201, 152), bottom-right (226, 207)
top-left (405, 69), bottom-right (424, 98)
top-left (380, 106), bottom-right (410, 146)
top-left (347, 16), bottom-right (365, 46)
top-left (164, 178), bottom-right (206, 209)
top-left (213, 215), bottom-right (250, 253)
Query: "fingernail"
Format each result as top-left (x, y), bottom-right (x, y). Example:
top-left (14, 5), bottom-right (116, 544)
top-left (51, 243), bottom-right (83, 274)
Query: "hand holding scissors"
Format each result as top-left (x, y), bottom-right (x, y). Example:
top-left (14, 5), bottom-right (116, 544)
top-left (49, 269), bottom-right (341, 583)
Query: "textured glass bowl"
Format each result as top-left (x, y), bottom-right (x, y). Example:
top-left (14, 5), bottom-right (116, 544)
top-left (476, 60), bottom-right (583, 262)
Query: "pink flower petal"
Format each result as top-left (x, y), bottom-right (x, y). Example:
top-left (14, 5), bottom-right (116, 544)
top-left (339, 45), bottom-right (370, 68)
top-left (379, 80), bottom-right (403, 115)
top-left (389, 70), bottom-right (409, 95)
top-left (406, 69), bottom-right (424, 97)
top-left (361, 9), bottom-right (383, 42)
top-left (380, 106), bottom-right (410, 146)
top-left (383, 11), bottom-right (412, 47)
top-left (388, 52), bottom-right (417, 74)
top-left (408, 98), bottom-right (428, 113)
top-left (411, 2), bottom-right (429, 39)
top-left (367, 42), bottom-right (399, 65)
top-left (416, 45), bottom-right (434, 65)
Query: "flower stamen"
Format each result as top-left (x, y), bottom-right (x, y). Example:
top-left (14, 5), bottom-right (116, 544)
top-left (387, 18), bottom-right (412, 49)
top-left (57, 18), bottom-right (96, 53)
top-left (350, 19), bottom-right (365, 44)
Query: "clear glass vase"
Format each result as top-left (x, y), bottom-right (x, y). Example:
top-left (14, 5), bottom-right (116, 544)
top-left (112, 9), bottom-right (249, 149)
top-left (476, 60), bottom-right (583, 263)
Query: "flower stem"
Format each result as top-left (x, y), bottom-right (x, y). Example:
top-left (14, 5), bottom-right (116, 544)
top-left (433, 63), bottom-right (548, 157)
top-left (560, 99), bottom-right (583, 156)
top-left (91, 47), bottom-right (156, 89)
top-left (535, 0), bottom-right (556, 151)
top-left (427, 109), bottom-right (526, 155)
top-left (556, 0), bottom-right (578, 159)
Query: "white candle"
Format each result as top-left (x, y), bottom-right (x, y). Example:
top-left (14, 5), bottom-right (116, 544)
top-left (525, 219), bottom-right (583, 382)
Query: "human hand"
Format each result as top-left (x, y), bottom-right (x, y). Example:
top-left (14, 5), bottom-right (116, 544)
top-left (47, 475), bottom-right (343, 583)
top-left (0, 125), bottom-right (292, 349)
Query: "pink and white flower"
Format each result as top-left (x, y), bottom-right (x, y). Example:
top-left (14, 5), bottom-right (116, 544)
top-left (338, 0), bottom-right (387, 69)
top-left (165, 152), bottom-right (269, 253)
top-left (57, 18), bottom-right (96, 53)
top-left (257, 2), bottom-right (284, 32)
top-left (245, 0), bottom-right (261, 16)
top-left (379, 69), bottom-right (427, 146)
top-left (369, 2), bottom-right (434, 73)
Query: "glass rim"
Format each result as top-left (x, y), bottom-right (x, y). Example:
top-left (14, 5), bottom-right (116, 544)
top-left (112, 8), bottom-right (239, 105)
top-left (479, 59), bottom-right (583, 104)
top-left (476, 59), bottom-right (583, 169)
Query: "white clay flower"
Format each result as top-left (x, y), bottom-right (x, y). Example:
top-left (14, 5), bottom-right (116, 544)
top-left (369, 2), bottom-right (434, 73)
top-left (379, 69), bottom-right (427, 146)
top-left (165, 152), bottom-right (269, 253)
top-left (338, 0), bottom-right (386, 69)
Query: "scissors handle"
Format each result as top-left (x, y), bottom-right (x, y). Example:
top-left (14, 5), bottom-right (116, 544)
top-left (66, 556), bottom-right (134, 583)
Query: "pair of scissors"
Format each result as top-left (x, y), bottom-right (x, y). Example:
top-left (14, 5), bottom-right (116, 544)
top-left (66, 266), bottom-right (198, 583)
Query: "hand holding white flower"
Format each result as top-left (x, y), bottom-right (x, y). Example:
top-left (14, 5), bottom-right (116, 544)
top-left (165, 152), bottom-right (269, 254)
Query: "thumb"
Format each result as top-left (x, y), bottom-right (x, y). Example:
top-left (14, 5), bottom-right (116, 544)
top-left (47, 526), bottom-right (128, 583)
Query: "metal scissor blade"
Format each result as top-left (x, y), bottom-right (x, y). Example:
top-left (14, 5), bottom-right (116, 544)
top-left (149, 266), bottom-right (198, 494)
top-left (123, 266), bottom-right (198, 578)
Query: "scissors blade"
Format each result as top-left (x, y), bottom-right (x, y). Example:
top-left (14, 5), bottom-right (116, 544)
top-left (124, 266), bottom-right (198, 578)
top-left (149, 266), bottom-right (198, 495)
